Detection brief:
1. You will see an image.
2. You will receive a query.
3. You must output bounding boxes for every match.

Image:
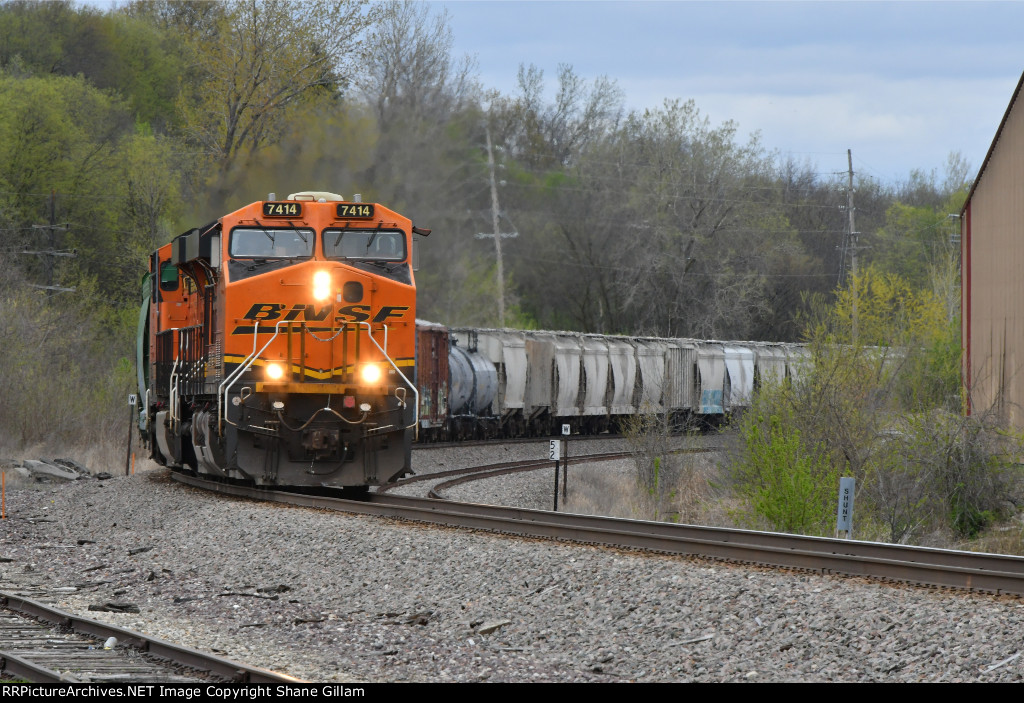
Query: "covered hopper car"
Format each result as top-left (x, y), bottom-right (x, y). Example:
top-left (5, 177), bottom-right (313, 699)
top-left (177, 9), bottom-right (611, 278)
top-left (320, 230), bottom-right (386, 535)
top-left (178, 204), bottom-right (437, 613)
top-left (414, 322), bottom-right (809, 441)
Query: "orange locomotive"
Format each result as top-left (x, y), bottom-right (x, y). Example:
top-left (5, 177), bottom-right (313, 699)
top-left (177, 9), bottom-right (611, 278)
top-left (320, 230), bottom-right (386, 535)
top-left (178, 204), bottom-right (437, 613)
top-left (136, 192), bottom-right (429, 490)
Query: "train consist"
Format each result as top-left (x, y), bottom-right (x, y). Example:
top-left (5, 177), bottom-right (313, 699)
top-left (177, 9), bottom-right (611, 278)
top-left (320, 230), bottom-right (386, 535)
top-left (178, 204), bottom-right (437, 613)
top-left (415, 322), bottom-right (809, 441)
top-left (136, 192), bottom-right (429, 490)
top-left (134, 189), bottom-right (807, 490)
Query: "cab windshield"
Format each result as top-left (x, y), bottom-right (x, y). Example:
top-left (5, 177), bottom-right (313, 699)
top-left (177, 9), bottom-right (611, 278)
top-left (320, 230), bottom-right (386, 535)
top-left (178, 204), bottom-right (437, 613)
top-left (323, 229), bottom-right (406, 262)
top-left (230, 228), bottom-right (314, 259)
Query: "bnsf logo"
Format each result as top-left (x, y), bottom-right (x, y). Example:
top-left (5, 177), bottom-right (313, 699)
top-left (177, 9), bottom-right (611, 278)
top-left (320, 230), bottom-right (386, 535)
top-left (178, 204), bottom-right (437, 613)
top-left (241, 303), bottom-right (409, 324)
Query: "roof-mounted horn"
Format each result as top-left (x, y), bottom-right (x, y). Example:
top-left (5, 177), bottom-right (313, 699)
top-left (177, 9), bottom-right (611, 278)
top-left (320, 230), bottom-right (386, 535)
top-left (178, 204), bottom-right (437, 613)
top-left (287, 191), bottom-right (345, 202)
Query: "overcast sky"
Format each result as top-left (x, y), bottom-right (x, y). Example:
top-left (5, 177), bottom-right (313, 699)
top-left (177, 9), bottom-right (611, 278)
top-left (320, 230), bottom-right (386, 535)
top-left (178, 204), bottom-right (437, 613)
top-left (434, 0), bottom-right (1024, 186)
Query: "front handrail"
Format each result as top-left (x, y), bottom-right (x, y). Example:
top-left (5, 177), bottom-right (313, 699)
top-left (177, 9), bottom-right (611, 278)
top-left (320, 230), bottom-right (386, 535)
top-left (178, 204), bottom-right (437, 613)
top-left (218, 320), bottom-right (286, 434)
top-left (358, 321), bottom-right (420, 440)
top-left (217, 320), bottom-right (418, 439)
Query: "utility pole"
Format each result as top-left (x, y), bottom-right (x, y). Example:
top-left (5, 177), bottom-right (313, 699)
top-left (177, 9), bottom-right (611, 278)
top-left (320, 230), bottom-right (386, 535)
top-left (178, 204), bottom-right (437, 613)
top-left (847, 149), bottom-right (858, 344)
top-left (485, 125), bottom-right (506, 328)
top-left (948, 213), bottom-right (962, 277)
top-left (28, 190), bottom-right (75, 293)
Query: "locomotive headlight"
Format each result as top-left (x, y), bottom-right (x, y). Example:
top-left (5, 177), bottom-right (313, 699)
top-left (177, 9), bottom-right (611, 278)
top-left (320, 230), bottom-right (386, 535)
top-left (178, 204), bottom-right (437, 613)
top-left (266, 362), bottom-right (285, 380)
top-left (360, 363), bottom-right (382, 384)
top-left (312, 270), bottom-right (332, 301)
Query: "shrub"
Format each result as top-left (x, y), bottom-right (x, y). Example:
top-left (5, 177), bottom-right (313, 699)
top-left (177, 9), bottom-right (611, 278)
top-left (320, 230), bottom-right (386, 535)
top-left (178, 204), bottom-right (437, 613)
top-left (730, 392), bottom-right (840, 535)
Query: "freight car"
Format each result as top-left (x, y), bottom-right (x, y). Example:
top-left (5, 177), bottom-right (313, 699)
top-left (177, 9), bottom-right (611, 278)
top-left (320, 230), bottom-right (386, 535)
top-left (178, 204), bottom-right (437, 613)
top-left (414, 322), bottom-right (809, 441)
top-left (135, 192), bottom-right (430, 489)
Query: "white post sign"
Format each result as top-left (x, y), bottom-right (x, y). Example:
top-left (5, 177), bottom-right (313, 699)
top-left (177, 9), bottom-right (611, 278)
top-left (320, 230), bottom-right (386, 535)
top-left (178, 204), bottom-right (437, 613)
top-left (836, 477), bottom-right (855, 538)
top-left (549, 439), bottom-right (561, 462)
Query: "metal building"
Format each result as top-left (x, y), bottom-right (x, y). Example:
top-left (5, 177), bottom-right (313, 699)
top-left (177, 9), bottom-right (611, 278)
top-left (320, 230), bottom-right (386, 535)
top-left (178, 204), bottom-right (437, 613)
top-left (962, 71), bottom-right (1024, 423)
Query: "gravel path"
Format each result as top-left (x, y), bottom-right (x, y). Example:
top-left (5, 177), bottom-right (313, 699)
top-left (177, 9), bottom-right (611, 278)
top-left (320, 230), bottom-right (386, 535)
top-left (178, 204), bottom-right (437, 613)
top-left (2, 443), bottom-right (1023, 682)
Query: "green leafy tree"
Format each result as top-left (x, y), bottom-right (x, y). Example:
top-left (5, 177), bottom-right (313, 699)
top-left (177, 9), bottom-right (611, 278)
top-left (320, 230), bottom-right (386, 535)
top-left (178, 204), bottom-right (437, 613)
top-left (0, 2), bottom-right (185, 130)
top-left (105, 12), bottom-right (185, 131)
top-left (732, 263), bottom-right (1018, 543)
top-left (731, 394), bottom-right (840, 535)
top-left (0, 73), bottom-right (136, 293)
top-left (828, 263), bottom-right (949, 346)
top-left (0, 1), bottom-right (82, 77)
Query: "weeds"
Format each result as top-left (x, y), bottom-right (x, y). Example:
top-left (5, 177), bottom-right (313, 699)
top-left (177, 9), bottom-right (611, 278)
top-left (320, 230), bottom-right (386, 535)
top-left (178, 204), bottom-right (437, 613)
top-left (618, 409), bottom-right (712, 523)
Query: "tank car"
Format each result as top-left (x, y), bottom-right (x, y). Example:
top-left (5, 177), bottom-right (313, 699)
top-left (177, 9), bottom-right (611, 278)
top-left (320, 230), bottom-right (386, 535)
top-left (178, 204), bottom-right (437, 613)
top-left (136, 192), bottom-right (430, 489)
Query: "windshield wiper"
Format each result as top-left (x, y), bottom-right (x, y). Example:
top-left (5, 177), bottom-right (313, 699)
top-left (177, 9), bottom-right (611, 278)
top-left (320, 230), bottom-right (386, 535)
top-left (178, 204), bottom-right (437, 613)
top-left (246, 258), bottom-right (273, 271)
top-left (254, 222), bottom-right (308, 249)
top-left (358, 260), bottom-right (403, 273)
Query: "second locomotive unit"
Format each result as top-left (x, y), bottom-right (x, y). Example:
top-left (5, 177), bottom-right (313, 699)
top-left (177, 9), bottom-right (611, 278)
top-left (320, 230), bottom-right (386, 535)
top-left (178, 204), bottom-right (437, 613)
top-left (136, 192), bottom-right (429, 489)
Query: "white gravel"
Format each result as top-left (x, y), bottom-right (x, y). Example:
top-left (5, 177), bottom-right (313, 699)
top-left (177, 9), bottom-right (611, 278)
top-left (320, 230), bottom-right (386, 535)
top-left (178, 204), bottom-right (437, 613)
top-left (2, 442), bottom-right (1024, 682)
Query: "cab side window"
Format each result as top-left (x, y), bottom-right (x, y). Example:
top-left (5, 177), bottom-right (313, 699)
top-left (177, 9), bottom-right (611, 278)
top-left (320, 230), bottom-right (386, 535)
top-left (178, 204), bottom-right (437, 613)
top-left (160, 261), bottom-right (179, 291)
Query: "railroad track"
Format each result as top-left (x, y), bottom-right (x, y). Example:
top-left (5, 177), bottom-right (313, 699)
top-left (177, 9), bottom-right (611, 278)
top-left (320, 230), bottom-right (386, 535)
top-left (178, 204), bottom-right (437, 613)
top-left (413, 433), bottom-right (627, 450)
top-left (383, 445), bottom-right (721, 499)
top-left (0, 593), bottom-right (302, 683)
top-left (379, 450), bottom-right (637, 498)
top-left (170, 465), bottom-right (1024, 598)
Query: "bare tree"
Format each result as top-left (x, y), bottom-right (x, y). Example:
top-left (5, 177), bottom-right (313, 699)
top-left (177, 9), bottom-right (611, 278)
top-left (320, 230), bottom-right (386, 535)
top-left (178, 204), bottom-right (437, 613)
top-left (359, 0), bottom-right (478, 129)
top-left (509, 98), bottom-right (795, 339)
top-left (491, 63), bottom-right (623, 170)
top-left (355, 0), bottom-right (482, 209)
top-left (172, 0), bottom-right (378, 185)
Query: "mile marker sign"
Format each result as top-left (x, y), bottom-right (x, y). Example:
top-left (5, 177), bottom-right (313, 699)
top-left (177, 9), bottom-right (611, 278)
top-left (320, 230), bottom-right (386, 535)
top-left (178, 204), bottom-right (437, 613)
top-left (549, 440), bottom-right (561, 461)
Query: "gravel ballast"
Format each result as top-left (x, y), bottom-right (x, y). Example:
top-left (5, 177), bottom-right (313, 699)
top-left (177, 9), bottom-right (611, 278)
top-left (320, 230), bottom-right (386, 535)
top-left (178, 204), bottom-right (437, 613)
top-left (2, 442), bottom-right (1023, 683)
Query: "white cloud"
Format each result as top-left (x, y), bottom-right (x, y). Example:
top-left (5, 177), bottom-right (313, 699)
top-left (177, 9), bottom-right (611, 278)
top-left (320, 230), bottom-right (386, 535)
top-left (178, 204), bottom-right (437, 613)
top-left (665, 76), bottom-right (1017, 182)
top-left (442, 0), bottom-right (1024, 184)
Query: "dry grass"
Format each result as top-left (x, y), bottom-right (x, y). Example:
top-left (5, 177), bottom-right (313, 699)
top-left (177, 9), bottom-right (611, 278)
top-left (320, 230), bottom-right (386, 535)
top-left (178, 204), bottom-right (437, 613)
top-left (0, 436), bottom-right (161, 491)
top-left (564, 448), bottom-right (732, 526)
top-left (959, 519), bottom-right (1024, 556)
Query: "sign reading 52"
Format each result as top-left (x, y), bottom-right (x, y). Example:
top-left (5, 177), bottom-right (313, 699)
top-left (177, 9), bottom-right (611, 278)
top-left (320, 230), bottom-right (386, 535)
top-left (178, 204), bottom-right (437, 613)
top-left (549, 440), bottom-right (561, 461)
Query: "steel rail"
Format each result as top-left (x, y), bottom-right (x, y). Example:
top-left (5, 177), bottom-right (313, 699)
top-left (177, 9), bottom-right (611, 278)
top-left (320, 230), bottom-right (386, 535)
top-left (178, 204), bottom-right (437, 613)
top-left (377, 451), bottom-right (634, 495)
top-left (1, 650), bottom-right (75, 684)
top-left (413, 433), bottom-right (630, 450)
top-left (0, 593), bottom-right (304, 683)
top-left (425, 453), bottom-right (630, 499)
top-left (381, 447), bottom-right (721, 495)
top-left (170, 470), bottom-right (1024, 597)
